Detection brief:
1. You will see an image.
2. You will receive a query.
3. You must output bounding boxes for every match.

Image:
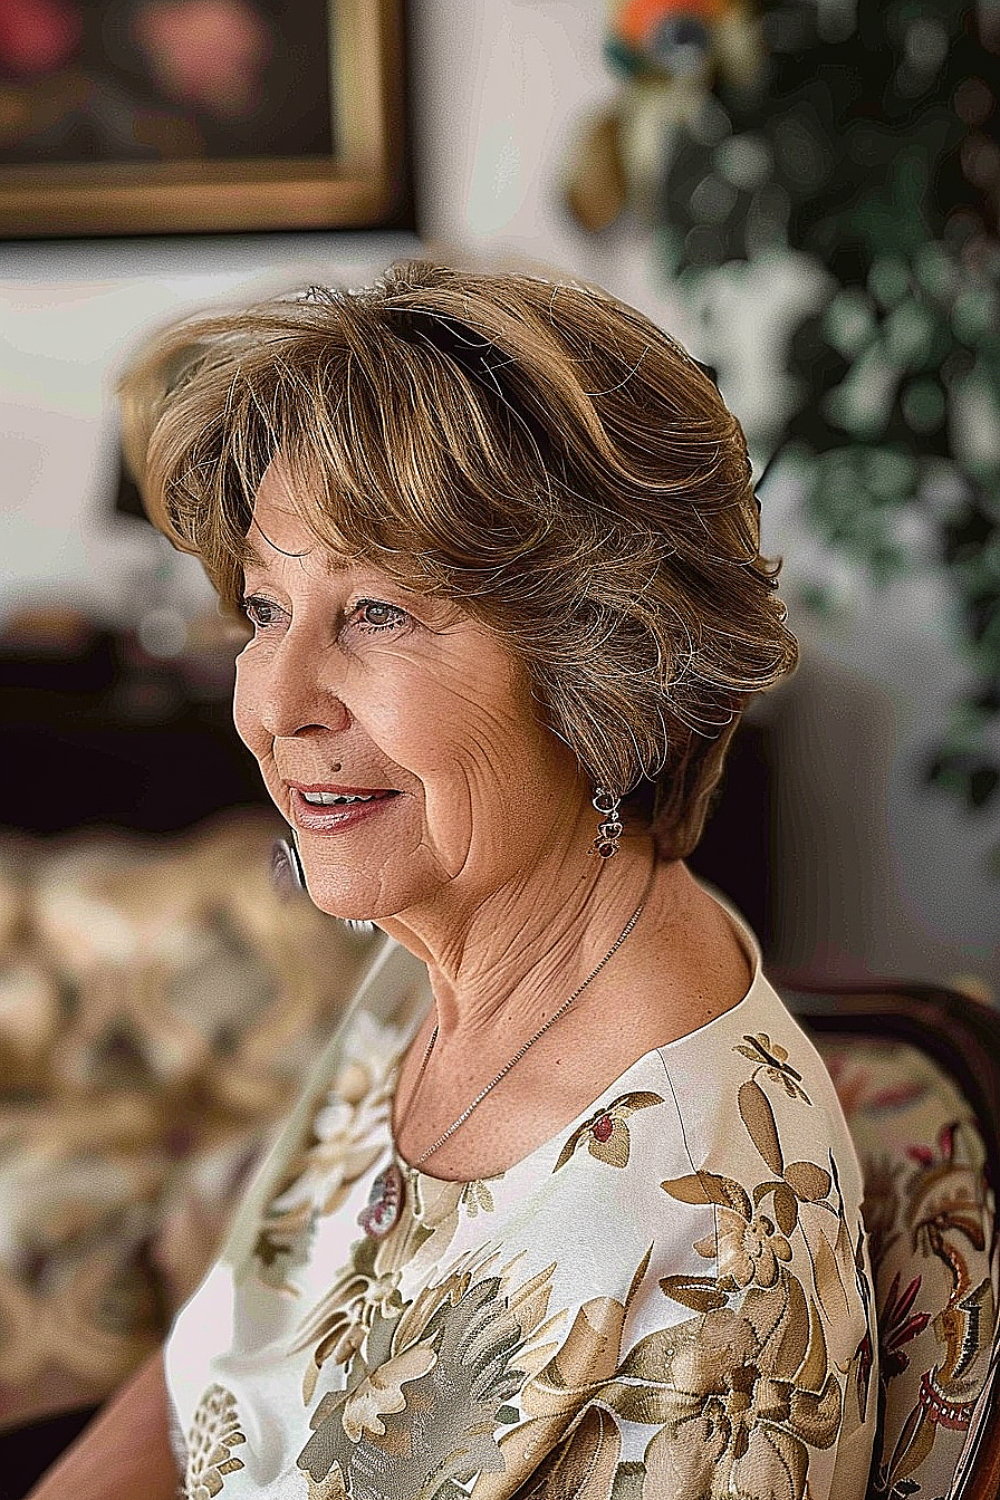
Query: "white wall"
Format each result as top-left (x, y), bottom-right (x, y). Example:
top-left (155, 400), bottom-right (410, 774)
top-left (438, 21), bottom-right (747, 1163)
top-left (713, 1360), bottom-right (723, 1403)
top-left (1, 0), bottom-right (996, 991)
top-left (0, 236), bottom-right (421, 622)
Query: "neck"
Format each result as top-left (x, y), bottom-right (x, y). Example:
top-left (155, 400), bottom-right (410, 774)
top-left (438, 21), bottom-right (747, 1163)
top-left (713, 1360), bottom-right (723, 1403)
top-left (377, 810), bottom-right (664, 1048)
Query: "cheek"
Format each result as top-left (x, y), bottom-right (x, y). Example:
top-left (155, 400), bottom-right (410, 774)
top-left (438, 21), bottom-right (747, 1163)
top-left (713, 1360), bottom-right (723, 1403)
top-left (417, 670), bottom-right (556, 798)
top-left (232, 650), bottom-right (267, 757)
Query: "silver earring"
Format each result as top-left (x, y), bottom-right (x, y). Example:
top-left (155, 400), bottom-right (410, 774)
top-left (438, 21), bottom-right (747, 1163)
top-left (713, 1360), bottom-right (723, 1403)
top-left (590, 787), bottom-right (623, 859)
top-left (270, 826), bottom-right (306, 898)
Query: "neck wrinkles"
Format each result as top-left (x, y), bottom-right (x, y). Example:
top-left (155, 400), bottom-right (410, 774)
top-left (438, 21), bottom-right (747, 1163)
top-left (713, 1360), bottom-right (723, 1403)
top-left (379, 823), bottom-right (661, 1048)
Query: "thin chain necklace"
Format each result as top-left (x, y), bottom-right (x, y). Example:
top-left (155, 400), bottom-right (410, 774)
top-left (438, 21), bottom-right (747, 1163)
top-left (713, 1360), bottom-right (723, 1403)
top-left (357, 856), bottom-right (656, 1239)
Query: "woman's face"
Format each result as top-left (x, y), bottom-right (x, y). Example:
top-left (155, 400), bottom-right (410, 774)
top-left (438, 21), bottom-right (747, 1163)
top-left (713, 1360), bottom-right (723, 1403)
top-left (233, 463), bottom-right (586, 922)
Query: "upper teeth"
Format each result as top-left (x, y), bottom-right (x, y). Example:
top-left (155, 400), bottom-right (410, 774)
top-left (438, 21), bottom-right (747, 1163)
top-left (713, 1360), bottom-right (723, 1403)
top-left (302, 792), bottom-right (378, 805)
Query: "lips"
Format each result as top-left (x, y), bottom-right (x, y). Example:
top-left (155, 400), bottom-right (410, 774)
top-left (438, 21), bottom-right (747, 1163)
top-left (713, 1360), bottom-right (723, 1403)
top-left (300, 790), bottom-right (385, 807)
top-left (289, 782), bottom-right (398, 799)
top-left (289, 785), bottom-right (400, 832)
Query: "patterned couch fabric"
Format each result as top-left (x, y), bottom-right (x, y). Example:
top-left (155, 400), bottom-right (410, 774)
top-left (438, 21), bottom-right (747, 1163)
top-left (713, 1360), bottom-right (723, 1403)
top-left (813, 1033), bottom-right (999, 1500)
top-left (0, 813), bottom-right (376, 1434)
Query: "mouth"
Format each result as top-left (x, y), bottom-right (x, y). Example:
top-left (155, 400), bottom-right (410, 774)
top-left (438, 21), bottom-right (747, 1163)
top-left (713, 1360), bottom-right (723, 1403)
top-left (288, 783), bottom-right (401, 832)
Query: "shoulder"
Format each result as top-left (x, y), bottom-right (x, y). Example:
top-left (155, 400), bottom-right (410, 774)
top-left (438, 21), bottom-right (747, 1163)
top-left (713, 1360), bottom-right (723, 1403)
top-left (569, 986), bottom-right (878, 1500)
top-left (500, 985), bottom-right (878, 1500)
top-left (654, 975), bottom-right (862, 1171)
top-left (649, 980), bottom-right (869, 1317)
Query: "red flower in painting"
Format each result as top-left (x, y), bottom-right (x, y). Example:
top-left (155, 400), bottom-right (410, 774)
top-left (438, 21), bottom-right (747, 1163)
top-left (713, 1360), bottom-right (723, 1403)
top-left (0, 0), bottom-right (81, 76)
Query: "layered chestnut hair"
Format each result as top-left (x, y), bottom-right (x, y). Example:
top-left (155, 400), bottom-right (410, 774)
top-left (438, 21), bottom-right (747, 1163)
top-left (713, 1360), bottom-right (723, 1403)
top-left (119, 258), bottom-right (798, 860)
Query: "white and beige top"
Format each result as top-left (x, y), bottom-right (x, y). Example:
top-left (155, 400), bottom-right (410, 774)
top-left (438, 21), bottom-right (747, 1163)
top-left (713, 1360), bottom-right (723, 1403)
top-left (165, 882), bottom-right (878, 1500)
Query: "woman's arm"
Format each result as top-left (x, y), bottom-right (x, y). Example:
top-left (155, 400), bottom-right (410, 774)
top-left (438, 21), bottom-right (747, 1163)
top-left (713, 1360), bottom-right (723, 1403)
top-left (25, 1347), bottom-right (181, 1500)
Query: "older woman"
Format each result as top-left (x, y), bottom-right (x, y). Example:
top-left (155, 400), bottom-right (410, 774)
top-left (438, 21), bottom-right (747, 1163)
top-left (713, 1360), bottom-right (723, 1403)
top-left (31, 261), bottom-right (877, 1500)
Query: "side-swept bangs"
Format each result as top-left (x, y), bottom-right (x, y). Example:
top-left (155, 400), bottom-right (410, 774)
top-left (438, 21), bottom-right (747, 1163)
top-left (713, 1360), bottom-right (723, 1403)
top-left (119, 260), bottom-right (798, 860)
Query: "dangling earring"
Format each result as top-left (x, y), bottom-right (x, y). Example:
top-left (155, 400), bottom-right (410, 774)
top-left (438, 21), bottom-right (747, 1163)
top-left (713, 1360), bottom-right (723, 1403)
top-left (589, 787), bottom-right (623, 859)
top-left (270, 825), bottom-right (306, 897)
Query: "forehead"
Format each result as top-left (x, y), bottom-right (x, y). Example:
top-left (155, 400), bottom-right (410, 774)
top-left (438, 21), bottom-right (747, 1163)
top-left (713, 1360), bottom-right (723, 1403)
top-left (245, 462), bottom-right (354, 577)
top-left (242, 456), bottom-right (451, 611)
top-left (242, 530), bottom-right (433, 613)
top-left (243, 525), bottom-right (346, 576)
top-left (243, 483), bottom-right (431, 602)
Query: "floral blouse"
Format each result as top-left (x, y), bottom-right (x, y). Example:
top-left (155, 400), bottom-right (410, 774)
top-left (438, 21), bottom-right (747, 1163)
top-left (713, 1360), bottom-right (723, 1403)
top-left (165, 883), bottom-right (879, 1500)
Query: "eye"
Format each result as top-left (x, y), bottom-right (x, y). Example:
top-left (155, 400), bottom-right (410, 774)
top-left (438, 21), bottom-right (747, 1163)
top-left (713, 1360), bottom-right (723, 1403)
top-left (241, 594), bottom-right (284, 631)
top-left (352, 599), bottom-right (409, 634)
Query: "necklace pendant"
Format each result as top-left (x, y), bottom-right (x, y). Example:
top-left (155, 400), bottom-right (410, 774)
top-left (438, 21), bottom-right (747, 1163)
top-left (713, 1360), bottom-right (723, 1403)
top-left (358, 1162), bottom-right (405, 1239)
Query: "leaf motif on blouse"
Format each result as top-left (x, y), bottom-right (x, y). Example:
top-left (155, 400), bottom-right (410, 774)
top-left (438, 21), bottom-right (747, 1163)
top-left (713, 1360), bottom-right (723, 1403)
top-left (663, 1050), bottom-right (869, 1389)
top-left (796, 1201), bottom-right (858, 1364)
top-left (294, 1260), bottom-right (404, 1404)
top-left (658, 1275), bottom-right (730, 1313)
top-left (461, 1178), bottom-right (496, 1217)
top-left (514, 1403), bottom-right (623, 1500)
top-left (661, 1169), bottom-right (752, 1215)
top-left (552, 1092), bottom-right (665, 1173)
top-left (252, 1053), bottom-right (397, 1290)
top-left (185, 1383), bottom-right (246, 1500)
top-left (739, 1078), bottom-right (784, 1175)
top-left (475, 1247), bottom-right (652, 1500)
top-left (340, 1342), bottom-right (438, 1442)
top-left (784, 1161), bottom-right (833, 1203)
top-left (736, 1033), bottom-right (812, 1104)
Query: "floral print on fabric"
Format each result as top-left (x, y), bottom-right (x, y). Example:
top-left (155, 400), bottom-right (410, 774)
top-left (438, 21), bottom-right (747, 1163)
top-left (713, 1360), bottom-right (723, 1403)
top-left (479, 1250), bottom-right (841, 1500)
top-left (819, 1037), bottom-right (998, 1500)
top-left (290, 1168), bottom-right (505, 1405)
top-left (297, 1250), bottom-right (561, 1500)
top-left (552, 1091), bottom-right (665, 1171)
top-left (164, 933), bottom-right (879, 1500)
top-left (638, 1278), bottom-right (842, 1500)
top-left (662, 1038), bottom-right (872, 1360)
top-left (253, 1023), bottom-right (402, 1290)
top-left (637, 1034), bottom-right (874, 1500)
top-left (281, 1032), bottom-right (872, 1500)
top-left (735, 1033), bottom-right (813, 1102)
top-left (185, 1383), bottom-right (246, 1499)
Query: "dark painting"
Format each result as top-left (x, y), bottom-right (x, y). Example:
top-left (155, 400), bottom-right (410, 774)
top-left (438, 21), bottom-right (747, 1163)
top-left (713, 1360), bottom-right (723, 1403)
top-left (0, 0), bottom-right (408, 235)
top-left (0, 0), bottom-right (334, 165)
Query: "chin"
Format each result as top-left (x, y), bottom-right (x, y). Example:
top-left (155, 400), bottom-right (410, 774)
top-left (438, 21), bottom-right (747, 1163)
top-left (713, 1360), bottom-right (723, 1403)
top-left (292, 821), bottom-right (450, 924)
top-left (302, 882), bottom-right (384, 924)
top-left (296, 867), bottom-right (411, 927)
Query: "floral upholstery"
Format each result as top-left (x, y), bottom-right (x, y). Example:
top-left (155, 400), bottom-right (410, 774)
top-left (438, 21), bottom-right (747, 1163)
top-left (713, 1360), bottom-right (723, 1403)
top-left (800, 1018), bottom-right (1000, 1500)
top-left (0, 812), bottom-right (374, 1434)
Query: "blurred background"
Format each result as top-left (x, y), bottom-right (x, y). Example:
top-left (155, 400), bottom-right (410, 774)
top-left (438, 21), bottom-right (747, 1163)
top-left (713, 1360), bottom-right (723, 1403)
top-left (0, 0), bottom-right (998, 1480)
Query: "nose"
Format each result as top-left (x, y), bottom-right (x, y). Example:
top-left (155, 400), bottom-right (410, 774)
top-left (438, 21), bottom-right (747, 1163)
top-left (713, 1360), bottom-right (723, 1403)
top-left (239, 629), bottom-right (351, 744)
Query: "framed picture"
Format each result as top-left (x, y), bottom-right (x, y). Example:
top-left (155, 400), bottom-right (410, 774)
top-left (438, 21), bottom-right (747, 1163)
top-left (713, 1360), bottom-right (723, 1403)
top-left (0, 0), bottom-right (411, 237)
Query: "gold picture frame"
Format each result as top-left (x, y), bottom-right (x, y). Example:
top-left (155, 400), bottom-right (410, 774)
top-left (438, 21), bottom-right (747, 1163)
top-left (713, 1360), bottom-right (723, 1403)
top-left (0, 0), bottom-right (410, 237)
